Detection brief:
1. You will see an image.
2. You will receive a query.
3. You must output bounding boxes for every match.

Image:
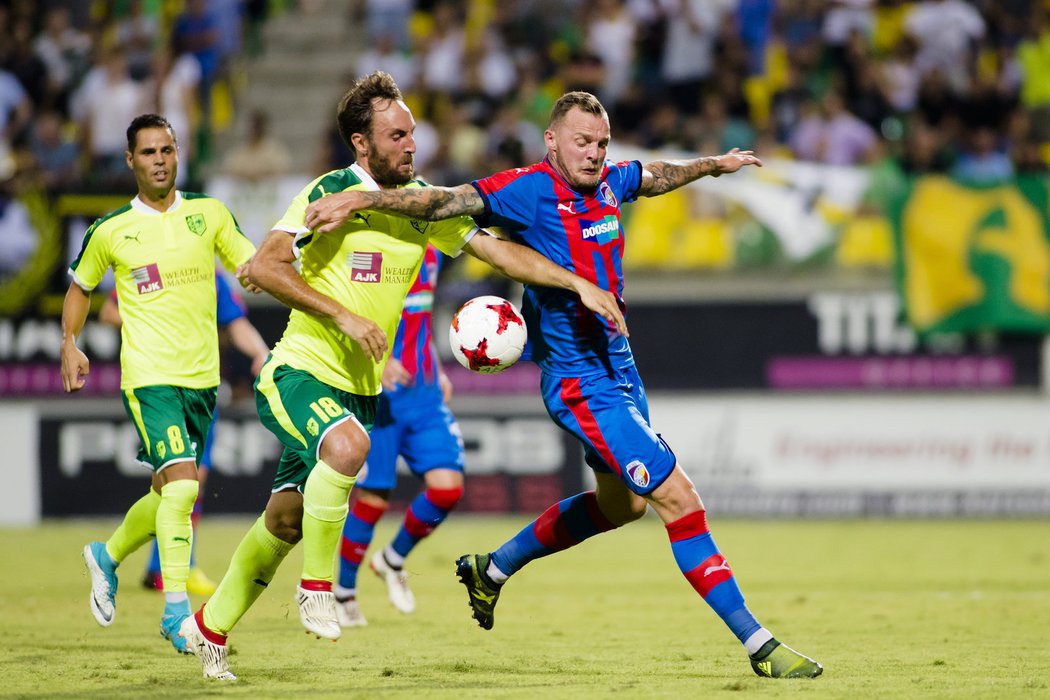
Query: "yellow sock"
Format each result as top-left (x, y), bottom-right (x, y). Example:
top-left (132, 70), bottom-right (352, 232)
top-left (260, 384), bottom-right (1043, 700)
top-left (202, 515), bottom-right (294, 635)
top-left (156, 479), bottom-right (199, 594)
top-left (106, 489), bottom-right (161, 563)
top-left (301, 460), bottom-right (355, 583)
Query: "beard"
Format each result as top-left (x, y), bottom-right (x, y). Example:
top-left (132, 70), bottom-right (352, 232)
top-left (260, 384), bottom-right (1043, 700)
top-left (368, 143), bottom-right (414, 187)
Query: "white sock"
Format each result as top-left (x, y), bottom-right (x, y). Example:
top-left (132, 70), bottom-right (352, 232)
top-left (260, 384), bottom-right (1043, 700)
top-left (486, 559), bottom-right (509, 584)
top-left (382, 546), bottom-right (405, 569)
top-left (334, 584), bottom-right (356, 601)
top-left (744, 628), bottom-right (774, 655)
top-left (164, 591), bottom-right (189, 605)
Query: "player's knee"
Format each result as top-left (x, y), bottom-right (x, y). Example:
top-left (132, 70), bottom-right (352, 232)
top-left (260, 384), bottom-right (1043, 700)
top-left (426, 485), bottom-right (464, 511)
top-left (266, 508), bottom-right (303, 544)
top-left (318, 423), bottom-right (371, 476)
top-left (265, 492), bottom-right (305, 544)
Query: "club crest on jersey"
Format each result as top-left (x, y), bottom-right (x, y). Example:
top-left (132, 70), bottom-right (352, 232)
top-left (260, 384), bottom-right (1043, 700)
top-left (580, 215), bottom-right (620, 245)
top-left (131, 263), bottom-right (163, 294)
top-left (599, 181), bottom-right (617, 207)
top-left (626, 460), bottom-right (650, 488)
top-left (185, 213), bottom-right (206, 236)
top-left (349, 251), bottom-right (383, 282)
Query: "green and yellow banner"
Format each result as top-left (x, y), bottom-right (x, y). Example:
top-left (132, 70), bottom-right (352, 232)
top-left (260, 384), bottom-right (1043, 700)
top-left (891, 175), bottom-right (1050, 334)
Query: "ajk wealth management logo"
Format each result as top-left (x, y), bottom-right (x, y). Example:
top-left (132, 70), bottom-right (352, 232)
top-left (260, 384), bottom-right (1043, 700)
top-left (131, 264), bottom-right (163, 294)
top-left (349, 251), bottom-right (383, 283)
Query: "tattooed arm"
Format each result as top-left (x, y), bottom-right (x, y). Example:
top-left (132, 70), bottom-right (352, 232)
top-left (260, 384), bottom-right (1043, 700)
top-left (305, 184), bottom-right (484, 234)
top-left (637, 148), bottom-right (762, 197)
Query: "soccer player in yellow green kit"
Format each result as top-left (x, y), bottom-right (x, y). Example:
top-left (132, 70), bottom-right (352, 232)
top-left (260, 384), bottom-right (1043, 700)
top-left (60, 113), bottom-right (257, 653)
top-left (176, 71), bottom-right (627, 681)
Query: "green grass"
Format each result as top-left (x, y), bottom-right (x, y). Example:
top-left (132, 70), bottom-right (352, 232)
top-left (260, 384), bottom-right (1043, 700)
top-left (2, 516), bottom-right (1049, 699)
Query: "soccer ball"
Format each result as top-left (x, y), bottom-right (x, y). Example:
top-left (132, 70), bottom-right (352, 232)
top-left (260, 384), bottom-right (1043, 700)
top-left (448, 295), bottom-right (527, 374)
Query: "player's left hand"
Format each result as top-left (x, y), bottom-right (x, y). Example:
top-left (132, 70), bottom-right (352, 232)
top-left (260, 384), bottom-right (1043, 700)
top-left (236, 260), bottom-right (262, 294)
top-left (576, 283), bottom-right (629, 337)
top-left (305, 192), bottom-right (371, 234)
top-left (713, 148), bottom-right (763, 176)
top-left (438, 371), bottom-right (453, 403)
top-left (336, 308), bottom-right (388, 362)
top-left (381, 357), bottom-right (413, 391)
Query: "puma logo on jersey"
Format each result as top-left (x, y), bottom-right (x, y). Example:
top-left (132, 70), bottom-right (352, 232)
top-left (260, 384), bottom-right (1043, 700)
top-left (123, 231), bottom-right (141, 243)
top-left (172, 536), bottom-right (190, 544)
top-left (557, 201), bottom-right (575, 214)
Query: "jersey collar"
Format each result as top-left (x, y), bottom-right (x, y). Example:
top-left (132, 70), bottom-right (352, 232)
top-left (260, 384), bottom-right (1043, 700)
top-left (349, 163), bottom-right (380, 191)
top-left (130, 190), bottom-right (183, 216)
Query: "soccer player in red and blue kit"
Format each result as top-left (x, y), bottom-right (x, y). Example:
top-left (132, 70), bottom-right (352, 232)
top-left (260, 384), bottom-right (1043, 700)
top-left (304, 91), bottom-right (823, 679)
top-left (334, 244), bottom-right (466, 626)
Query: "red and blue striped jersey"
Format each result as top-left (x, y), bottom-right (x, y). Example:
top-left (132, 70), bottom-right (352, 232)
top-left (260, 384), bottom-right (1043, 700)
top-left (390, 244), bottom-right (442, 388)
top-left (472, 158), bottom-right (641, 376)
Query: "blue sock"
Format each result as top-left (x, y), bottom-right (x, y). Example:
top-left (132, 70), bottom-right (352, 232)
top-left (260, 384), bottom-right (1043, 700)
top-left (666, 510), bottom-right (762, 645)
top-left (491, 492), bottom-right (617, 577)
top-left (338, 499), bottom-right (385, 589)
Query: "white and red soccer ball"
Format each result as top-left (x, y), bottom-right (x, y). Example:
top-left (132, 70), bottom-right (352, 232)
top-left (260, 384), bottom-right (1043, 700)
top-left (448, 295), bottom-right (527, 374)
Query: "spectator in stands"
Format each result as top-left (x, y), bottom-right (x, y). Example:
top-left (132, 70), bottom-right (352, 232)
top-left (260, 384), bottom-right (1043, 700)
top-left (356, 32), bottom-right (419, 94)
top-left (771, 62), bottom-right (813, 143)
top-left (897, 115), bottom-right (954, 174)
top-left (29, 110), bottom-right (80, 191)
top-left (360, 0), bottom-right (414, 50)
top-left (71, 49), bottom-right (144, 188)
top-left (115, 0), bottom-right (161, 81)
top-left (5, 18), bottom-right (50, 110)
top-left (172, 0), bottom-right (221, 130)
top-left (145, 45), bottom-right (201, 187)
top-left (223, 110), bottom-right (291, 181)
top-left (904, 0), bottom-right (986, 92)
top-left (788, 89), bottom-right (880, 165)
top-left (0, 180), bottom-right (36, 277)
top-left (951, 125), bottom-right (1015, 183)
top-left (734, 0), bottom-right (775, 76)
top-left (0, 67), bottom-right (32, 150)
top-left (1016, 8), bottom-right (1050, 144)
top-left (687, 92), bottom-right (756, 154)
top-left (420, 2), bottom-right (467, 95)
top-left (34, 7), bottom-right (92, 116)
top-left (879, 35), bottom-right (921, 114)
top-left (658, 0), bottom-right (727, 114)
top-left (584, 0), bottom-right (637, 106)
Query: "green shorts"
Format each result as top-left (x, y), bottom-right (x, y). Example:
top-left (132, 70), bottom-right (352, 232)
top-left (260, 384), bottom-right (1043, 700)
top-left (255, 358), bottom-right (376, 492)
top-left (122, 385), bottom-right (217, 472)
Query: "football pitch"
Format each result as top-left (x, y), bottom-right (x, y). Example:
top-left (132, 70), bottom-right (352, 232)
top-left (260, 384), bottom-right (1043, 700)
top-left (4, 516), bottom-right (1049, 699)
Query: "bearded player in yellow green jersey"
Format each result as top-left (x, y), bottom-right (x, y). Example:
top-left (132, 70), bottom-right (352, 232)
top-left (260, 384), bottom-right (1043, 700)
top-left (176, 71), bottom-right (627, 681)
top-left (60, 114), bottom-right (258, 654)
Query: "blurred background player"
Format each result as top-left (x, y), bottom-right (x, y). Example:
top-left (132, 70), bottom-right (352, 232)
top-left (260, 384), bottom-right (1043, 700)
top-left (335, 243), bottom-right (464, 626)
top-left (99, 269), bottom-right (270, 596)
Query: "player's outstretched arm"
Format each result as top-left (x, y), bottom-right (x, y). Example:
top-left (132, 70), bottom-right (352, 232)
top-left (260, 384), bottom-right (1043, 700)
top-left (465, 232), bottom-right (628, 337)
top-left (249, 230), bottom-right (388, 360)
top-left (60, 282), bottom-right (92, 393)
top-left (304, 184), bottom-right (484, 234)
top-left (227, 317), bottom-right (271, 376)
top-left (638, 148), bottom-right (763, 197)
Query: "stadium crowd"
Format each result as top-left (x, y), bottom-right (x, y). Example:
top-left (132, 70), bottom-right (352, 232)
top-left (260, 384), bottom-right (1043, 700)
top-left (0, 0), bottom-right (1047, 196)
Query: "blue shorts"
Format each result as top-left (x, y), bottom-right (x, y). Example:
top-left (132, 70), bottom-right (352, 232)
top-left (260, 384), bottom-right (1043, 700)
top-left (199, 407), bottom-right (218, 473)
top-left (357, 383), bottom-right (464, 491)
top-left (541, 365), bottom-right (676, 496)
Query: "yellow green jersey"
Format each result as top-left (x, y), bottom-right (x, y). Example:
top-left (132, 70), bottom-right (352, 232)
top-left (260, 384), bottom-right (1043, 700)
top-left (69, 192), bottom-right (256, 390)
top-left (270, 163), bottom-right (478, 396)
